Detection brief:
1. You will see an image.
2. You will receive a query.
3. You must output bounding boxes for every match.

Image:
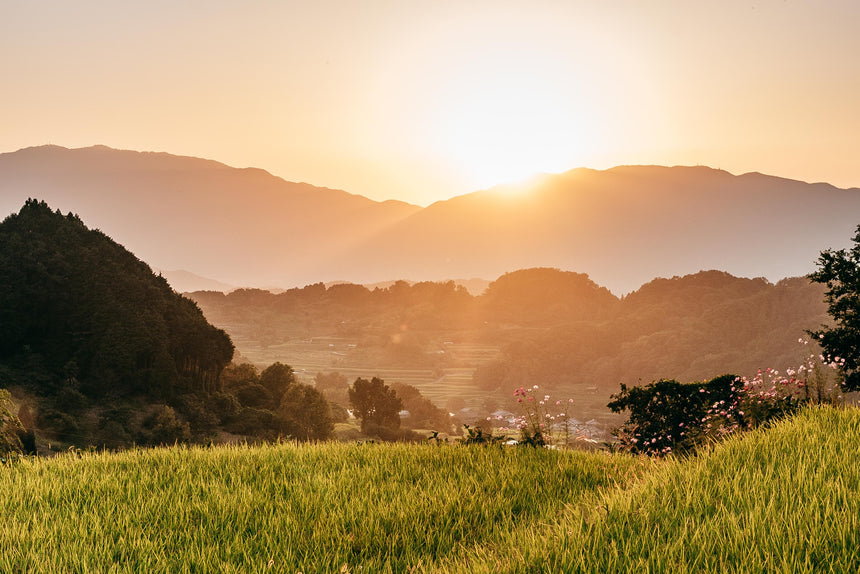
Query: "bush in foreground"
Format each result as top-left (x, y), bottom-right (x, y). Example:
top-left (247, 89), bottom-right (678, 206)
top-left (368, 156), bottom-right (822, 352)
top-left (609, 343), bottom-right (845, 456)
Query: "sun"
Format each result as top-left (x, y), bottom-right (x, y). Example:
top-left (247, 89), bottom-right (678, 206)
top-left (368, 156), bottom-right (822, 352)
top-left (425, 47), bottom-right (599, 190)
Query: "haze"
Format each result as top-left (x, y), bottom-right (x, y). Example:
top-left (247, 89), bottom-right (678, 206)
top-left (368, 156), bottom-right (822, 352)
top-left (3, 0), bottom-right (859, 205)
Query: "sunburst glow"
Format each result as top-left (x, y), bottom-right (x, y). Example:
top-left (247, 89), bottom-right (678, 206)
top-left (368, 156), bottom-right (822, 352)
top-left (425, 47), bottom-right (600, 190)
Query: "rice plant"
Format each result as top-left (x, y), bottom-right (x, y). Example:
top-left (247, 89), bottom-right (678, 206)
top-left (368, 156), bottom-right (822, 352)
top-left (0, 440), bottom-right (648, 572)
top-left (449, 405), bottom-right (860, 573)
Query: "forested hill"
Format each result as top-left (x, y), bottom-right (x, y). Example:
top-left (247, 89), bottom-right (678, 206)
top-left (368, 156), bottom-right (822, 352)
top-left (189, 268), bottom-right (829, 423)
top-left (0, 199), bottom-right (235, 448)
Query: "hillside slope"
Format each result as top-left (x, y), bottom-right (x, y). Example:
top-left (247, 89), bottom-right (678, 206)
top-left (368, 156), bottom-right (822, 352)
top-left (189, 268), bottom-right (829, 425)
top-left (0, 199), bottom-right (234, 398)
top-left (0, 407), bottom-right (854, 572)
top-left (452, 405), bottom-right (860, 573)
top-left (0, 200), bottom-right (235, 447)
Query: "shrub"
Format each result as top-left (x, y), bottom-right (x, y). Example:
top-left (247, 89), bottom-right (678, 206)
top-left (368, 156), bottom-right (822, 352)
top-left (225, 406), bottom-right (280, 439)
top-left (0, 389), bottom-right (24, 454)
top-left (457, 424), bottom-right (505, 446)
top-left (609, 341), bottom-right (846, 456)
top-left (495, 385), bottom-right (580, 448)
top-left (141, 405), bottom-right (191, 446)
top-left (608, 374), bottom-right (740, 456)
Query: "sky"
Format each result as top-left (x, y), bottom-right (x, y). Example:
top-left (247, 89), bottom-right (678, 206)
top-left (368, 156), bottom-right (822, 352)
top-left (2, 0), bottom-right (859, 206)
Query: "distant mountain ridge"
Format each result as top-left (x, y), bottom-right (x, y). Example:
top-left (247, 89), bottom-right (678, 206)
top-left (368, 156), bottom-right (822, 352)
top-left (0, 145), bottom-right (420, 288)
top-left (159, 270), bottom-right (238, 294)
top-left (332, 165), bottom-right (860, 293)
top-left (2, 145), bottom-right (858, 293)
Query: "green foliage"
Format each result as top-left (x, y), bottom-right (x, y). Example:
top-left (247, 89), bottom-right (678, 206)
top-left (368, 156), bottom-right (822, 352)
top-left (608, 374), bottom-right (741, 455)
top-left (93, 420), bottom-right (133, 450)
top-left (217, 361), bottom-right (334, 442)
top-left (390, 382), bottom-right (454, 433)
top-left (259, 362), bottom-right (295, 406)
top-left (278, 383), bottom-right (334, 441)
top-left (328, 402), bottom-right (349, 423)
top-left (0, 389), bottom-right (23, 455)
top-left (234, 383), bottom-right (273, 410)
top-left (0, 200), bottom-right (234, 400)
top-left (348, 377), bottom-right (402, 434)
top-left (0, 200), bottom-right (235, 448)
top-left (477, 273), bottom-right (828, 397)
top-left (37, 408), bottom-right (81, 442)
top-left (192, 268), bottom-right (829, 425)
top-left (141, 406), bottom-right (191, 446)
top-left (482, 267), bottom-right (618, 325)
top-left (457, 424), bottom-right (505, 446)
top-left (209, 391), bottom-right (241, 422)
top-left (225, 407), bottom-right (279, 439)
top-left (809, 224), bottom-right (860, 390)
top-left (220, 362), bottom-right (260, 391)
top-left (174, 393), bottom-right (220, 438)
top-left (609, 350), bottom-right (844, 457)
top-left (314, 371), bottom-right (349, 406)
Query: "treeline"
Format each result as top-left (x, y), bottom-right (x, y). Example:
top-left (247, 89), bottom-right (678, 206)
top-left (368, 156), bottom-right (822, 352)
top-left (193, 267), bottom-right (614, 337)
top-left (191, 268), bottom-right (828, 405)
top-left (474, 273), bottom-right (827, 395)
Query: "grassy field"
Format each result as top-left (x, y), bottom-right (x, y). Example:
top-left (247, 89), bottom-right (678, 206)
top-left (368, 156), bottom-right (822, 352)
top-left (446, 405), bottom-right (860, 573)
top-left (0, 438), bottom-right (651, 572)
top-left (2, 406), bottom-right (859, 572)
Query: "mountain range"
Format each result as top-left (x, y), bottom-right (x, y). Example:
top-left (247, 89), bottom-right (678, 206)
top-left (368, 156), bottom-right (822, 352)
top-left (2, 145), bottom-right (858, 294)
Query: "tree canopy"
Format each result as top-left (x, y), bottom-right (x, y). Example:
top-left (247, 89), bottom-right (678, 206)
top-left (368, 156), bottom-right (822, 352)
top-left (0, 199), bottom-right (238, 448)
top-left (809, 224), bottom-right (860, 390)
top-left (348, 377), bottom-right (402, 433)
top-left (279, 384), bottom-right (334, 441)
top-left (0, 199), bottom-right (234, 400)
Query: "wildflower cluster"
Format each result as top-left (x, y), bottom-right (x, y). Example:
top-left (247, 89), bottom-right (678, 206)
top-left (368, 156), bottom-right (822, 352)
top-left (611, 339), bottom-right (847, 456)
top-left (608, 375), bottom-right (740, 456)
top-left (707, 340), bottom-right (845, 432)
top-left (493, 385), bottom-right (579, 448)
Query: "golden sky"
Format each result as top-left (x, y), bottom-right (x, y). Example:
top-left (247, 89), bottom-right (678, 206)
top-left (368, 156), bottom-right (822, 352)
top-left (2, 0), bottom-right (858, 205)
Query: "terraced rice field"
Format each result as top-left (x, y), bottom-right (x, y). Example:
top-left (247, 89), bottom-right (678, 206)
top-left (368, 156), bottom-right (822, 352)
top-left (235, 337), bottom-right (499, 408)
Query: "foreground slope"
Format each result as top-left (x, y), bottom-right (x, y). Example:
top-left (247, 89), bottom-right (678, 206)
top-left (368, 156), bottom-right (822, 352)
top-left (0, 442), bottom-right (649, 572)
top-left (451, 406), bottom-right (860, 573)
top-left (1, 407), bottom-right (856, 572)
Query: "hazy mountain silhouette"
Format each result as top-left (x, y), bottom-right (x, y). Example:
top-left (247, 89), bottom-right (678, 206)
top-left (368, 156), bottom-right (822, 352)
top-left (332, 166), bottom-right (860, 293)
top-left (0, 145), bottom-right (420, 288)
top-left (2, 146), bottom-right (858, 293)
top-left (160, 270), bottom-right (237, 294)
